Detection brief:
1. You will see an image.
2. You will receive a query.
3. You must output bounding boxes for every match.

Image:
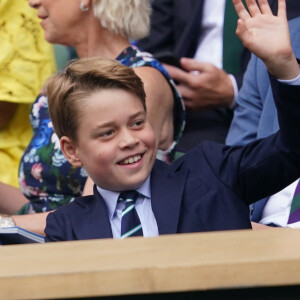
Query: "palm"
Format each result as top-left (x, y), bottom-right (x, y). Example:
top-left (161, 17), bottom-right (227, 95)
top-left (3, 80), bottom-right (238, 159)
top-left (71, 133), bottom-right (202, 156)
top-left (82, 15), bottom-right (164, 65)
top-left (232, 0), bottom-right (298, 79)
top-left (233, 0), bottom-right (291, 62)
top-left (238, 16), bottom-right (290, 61)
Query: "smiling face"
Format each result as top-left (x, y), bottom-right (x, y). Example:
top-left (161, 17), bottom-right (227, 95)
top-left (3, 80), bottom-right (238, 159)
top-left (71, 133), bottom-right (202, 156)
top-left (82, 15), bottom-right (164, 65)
top-left (28, 0), bottom-right (84, 45)
top-left (63, 88), bottom-right (157, 192)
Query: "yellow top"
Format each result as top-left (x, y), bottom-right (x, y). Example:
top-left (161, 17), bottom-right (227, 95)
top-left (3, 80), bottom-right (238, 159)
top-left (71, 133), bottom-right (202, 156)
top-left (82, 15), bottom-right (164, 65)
top-left (0, 0), bottom-right (56, 187)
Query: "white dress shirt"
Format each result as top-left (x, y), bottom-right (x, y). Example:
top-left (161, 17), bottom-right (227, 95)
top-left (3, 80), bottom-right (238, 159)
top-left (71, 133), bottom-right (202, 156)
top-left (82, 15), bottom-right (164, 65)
top-left (97, 176), bottom-right (159, 238)
top-left (193, 0), bottom-right (238, 107)
top-left (193, 0), bottom-right (226, 68)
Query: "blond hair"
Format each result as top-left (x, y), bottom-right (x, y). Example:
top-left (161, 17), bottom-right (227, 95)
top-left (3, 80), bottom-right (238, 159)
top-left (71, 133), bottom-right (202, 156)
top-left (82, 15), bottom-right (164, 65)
top-left (47, 57), bottom-right (146, 142)
top-left (92, 0), bottom-right (151, 40)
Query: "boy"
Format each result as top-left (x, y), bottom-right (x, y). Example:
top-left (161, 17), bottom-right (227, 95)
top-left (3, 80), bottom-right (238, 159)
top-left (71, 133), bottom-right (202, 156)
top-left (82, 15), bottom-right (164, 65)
top-left (45, 0), bottom-right (300, 241)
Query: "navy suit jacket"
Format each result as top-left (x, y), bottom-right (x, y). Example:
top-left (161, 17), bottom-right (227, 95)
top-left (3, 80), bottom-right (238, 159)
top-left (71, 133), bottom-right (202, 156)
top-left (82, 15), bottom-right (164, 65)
top-left (226, 17), bottom-right (300, 222)
top-left (45, 78), bottom-right (300, 241)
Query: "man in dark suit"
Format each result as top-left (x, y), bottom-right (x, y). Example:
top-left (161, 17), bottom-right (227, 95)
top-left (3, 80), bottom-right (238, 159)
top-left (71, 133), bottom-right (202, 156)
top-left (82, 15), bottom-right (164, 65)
top-left (137, 0), bottom-right (300, 151)
top-left (43, 0), bottom-right (300, 241)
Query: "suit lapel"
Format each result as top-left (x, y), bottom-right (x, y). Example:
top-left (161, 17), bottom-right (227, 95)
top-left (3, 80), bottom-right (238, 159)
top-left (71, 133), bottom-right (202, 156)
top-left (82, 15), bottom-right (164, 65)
top-left (72, 186), bottom-right (113, 240)
top-left (71, 160), bottom-right (188, 238)
top-left (175, 0), bottom-right (204, 58)
top-left (150, 160), bottom-right (188, 235)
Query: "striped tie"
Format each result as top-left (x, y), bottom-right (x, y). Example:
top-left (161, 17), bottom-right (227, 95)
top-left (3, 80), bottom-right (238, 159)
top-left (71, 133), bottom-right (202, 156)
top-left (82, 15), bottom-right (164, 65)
top-left (118, 190), bottom-right (143, 239)
top-left (287, 180), bottom-right (300, 224)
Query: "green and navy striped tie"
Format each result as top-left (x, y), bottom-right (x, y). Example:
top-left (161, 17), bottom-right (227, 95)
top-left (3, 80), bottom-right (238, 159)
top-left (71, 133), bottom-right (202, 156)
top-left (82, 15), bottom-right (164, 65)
top-left (118, 190), bottom-right (143, 238)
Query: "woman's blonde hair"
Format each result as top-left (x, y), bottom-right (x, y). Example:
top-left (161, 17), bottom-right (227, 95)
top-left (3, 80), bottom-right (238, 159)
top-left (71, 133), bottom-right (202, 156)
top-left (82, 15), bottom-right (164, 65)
top-left (92, 0), bottom-right (151, 40)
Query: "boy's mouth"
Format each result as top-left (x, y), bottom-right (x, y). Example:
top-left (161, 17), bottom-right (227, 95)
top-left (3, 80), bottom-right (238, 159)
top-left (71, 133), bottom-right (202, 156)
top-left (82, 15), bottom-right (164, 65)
top-left (118, 154), bottom-right (142, 165)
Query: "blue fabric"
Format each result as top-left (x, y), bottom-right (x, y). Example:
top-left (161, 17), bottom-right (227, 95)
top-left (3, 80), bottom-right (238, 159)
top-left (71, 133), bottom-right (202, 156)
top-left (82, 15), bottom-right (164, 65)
top-left (45, 79), bottom-right (300, 241)
top-left (226, 17), bottom-right (300, 221)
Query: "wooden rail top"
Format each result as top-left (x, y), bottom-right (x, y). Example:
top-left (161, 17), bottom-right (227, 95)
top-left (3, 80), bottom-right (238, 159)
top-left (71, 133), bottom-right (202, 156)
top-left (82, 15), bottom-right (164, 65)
top-left (1, 228), bottom-right (300, 299)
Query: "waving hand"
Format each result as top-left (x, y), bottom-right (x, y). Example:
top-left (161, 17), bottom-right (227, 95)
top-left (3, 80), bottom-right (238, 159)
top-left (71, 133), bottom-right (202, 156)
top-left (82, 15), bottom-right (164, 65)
top-left (233, 0), bottom-right (299, 79)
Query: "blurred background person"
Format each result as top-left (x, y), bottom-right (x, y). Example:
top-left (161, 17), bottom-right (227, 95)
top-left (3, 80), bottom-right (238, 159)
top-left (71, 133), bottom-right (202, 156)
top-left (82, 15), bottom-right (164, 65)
top-left (137, 0), bottom-right (300, 151)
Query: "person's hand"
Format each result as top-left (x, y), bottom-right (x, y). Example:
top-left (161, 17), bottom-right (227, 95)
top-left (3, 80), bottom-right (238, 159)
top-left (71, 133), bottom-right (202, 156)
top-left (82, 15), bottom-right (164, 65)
top-left (233, 0), bottom-right (299, 80)
top-left (164, 58), bottom-right (234, 111)
top-left (0, 215), bottom-right (15, 228)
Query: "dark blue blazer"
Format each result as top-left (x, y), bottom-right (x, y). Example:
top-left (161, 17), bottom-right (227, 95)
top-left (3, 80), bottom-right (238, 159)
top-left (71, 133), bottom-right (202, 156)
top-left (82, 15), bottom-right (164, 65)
top-left (45, 78), bottom-right (300, 241)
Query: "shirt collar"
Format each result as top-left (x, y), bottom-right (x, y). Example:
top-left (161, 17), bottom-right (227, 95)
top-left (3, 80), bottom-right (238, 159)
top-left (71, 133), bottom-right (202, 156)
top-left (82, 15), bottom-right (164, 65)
top-left (96, 176), bottom-right (151, 221)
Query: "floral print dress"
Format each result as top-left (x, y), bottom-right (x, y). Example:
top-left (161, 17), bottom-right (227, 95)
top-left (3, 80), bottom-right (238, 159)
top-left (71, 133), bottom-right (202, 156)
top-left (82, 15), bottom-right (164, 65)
top-left (18, 45), bottom-right (185, 213)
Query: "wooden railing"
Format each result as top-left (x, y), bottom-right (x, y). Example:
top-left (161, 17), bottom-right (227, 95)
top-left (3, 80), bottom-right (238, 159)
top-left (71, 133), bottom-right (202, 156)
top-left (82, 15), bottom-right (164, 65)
top-left (1, 229), bottom-right (300, 299)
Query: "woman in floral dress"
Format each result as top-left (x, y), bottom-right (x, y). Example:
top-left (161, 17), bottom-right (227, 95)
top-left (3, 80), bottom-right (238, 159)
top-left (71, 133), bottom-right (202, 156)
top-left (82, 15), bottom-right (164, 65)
top-left (0, 0), bottom-right (185, 234)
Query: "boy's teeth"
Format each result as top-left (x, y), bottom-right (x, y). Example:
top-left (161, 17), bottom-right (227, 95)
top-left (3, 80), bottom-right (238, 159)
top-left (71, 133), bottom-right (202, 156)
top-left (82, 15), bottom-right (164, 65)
top-left (123, 155), bottom-right (141, 165)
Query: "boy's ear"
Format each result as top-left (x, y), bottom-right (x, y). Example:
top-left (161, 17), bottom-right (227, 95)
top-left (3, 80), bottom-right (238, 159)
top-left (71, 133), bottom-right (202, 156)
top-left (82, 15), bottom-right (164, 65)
top-left (60, 136), bottom-right (83, 167)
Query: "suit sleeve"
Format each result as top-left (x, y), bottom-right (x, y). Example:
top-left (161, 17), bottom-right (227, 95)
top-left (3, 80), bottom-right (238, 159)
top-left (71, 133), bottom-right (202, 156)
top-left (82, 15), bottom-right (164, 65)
top-left (226, 54), bottom-right (265, 146)
top-left (44, 211), bottom-right (67, 242)
top-left (137, 0), bottom-right (175, 54)
top-left (243, 77), bottom-right (300, 202)
top-left (199, 77), bottom-right (300, 205)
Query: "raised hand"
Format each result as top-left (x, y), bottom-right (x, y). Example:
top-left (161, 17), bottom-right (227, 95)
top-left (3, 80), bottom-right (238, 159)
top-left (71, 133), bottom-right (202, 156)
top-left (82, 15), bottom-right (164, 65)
top-left (233, 0), bottom-right (299, 79)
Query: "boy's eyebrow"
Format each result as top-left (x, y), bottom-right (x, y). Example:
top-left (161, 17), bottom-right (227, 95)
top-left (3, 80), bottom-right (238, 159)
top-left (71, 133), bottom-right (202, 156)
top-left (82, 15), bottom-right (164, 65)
top-left (128, 111), bottom-right (146, 121)
top-left (93, 110), bottom-right (146, 129)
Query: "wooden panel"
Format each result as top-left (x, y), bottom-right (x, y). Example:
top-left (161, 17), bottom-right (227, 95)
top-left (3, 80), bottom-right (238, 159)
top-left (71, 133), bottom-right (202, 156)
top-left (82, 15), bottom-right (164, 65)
top-left (1, 229), bottom-right (300, 299)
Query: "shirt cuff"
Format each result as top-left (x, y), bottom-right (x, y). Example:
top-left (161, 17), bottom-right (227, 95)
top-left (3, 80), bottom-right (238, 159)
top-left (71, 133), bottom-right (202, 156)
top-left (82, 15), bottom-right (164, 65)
top-left (286, 220), bottom-right (300, 228)
top-left (278, 73), bottom-right (300, 85)
top-left (228, 74), bottom-right (238, 109)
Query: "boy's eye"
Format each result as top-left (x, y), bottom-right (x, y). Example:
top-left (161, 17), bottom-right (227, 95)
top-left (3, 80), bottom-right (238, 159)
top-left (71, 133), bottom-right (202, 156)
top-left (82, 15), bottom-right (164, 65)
top-left (101, 129), bottom-right (115, 137)
top-left (132, 120), bottom-right (145, 127)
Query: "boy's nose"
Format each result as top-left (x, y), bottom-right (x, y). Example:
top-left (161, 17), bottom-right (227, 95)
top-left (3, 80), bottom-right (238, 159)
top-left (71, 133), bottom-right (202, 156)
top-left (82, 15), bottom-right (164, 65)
top-left (28, 0), bottom-right (41, 9)
top-left (119, 130), bottom-right (139, 149)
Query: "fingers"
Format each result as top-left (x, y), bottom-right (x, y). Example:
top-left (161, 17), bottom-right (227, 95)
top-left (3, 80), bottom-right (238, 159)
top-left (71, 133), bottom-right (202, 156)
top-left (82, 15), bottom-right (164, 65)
top-left (164, 60), bottom-right (215, 85)
top-left (163, 63), bottom-right (190, 84)
top-left (180, 58), bottom-right (216, 73)
top-left (233, 0), bottom-right (274, 19)
top-left (245, 0), bottom-right (272, 17)
top-left (179, 58), bottom-right (196, 72)
top-left (177, 85), bottom-right (196, 105)
top-left (233, 0), bottom-right (250, 20)
top-left (257, 0), bottom-right (272, 15)
top-left (277, 0), bottom-right (287, 18)
top-left (257, 0), bottom-right (287, 19)
top-left (245, 0), bottom-right (261, 17)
